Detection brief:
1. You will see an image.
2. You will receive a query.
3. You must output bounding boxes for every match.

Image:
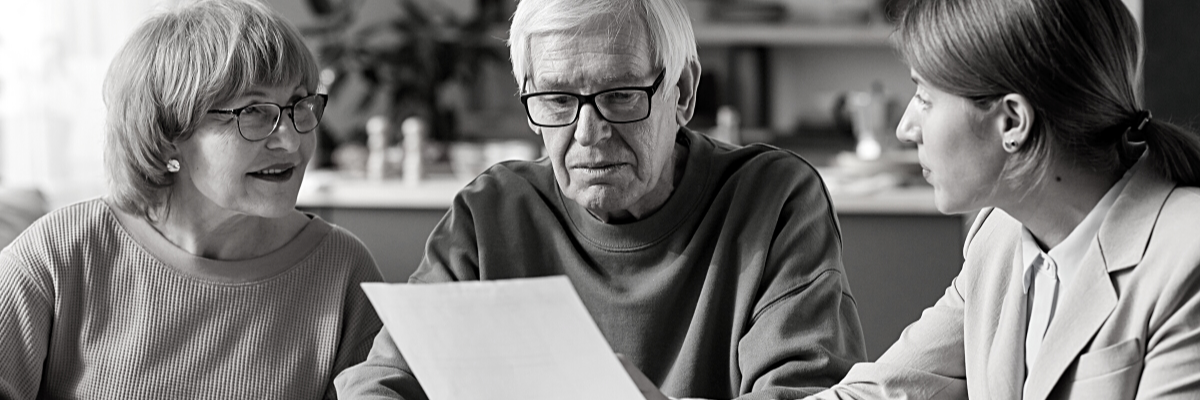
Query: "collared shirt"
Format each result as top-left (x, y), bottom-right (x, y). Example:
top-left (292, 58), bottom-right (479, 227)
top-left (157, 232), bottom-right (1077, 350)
top-left (1019, 167), bottom-right (1134, 375)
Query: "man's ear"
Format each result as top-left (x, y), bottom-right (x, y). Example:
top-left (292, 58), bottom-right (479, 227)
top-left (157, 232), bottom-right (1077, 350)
top-left (674, 59), bottom-right (701, 126)
top-left (995, 93), bottom-right (1034, 153)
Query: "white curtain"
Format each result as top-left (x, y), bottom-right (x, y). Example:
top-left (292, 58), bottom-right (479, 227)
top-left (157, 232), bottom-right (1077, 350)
top-left (0, 0), bottom-right (167, 209)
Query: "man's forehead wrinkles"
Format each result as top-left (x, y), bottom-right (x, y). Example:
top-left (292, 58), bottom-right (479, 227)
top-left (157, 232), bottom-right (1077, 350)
top-left (534, 70), bottom-right (646, 90)
top-left (526, 23), bottom-right (654, 91)
top-left (530, 53), bottom-right (654, 91)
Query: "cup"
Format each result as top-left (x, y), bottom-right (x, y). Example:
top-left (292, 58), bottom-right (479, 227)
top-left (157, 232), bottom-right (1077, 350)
top-left (844, 83), bottom-right (899, 160)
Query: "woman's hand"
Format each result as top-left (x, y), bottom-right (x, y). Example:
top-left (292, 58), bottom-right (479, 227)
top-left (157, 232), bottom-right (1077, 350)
top-left (617, 354), bottom-right (670, 400)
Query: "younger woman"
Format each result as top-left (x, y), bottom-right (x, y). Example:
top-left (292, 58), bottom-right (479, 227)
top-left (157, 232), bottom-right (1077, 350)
top-left (810, 0), bottom-right (1200, 398)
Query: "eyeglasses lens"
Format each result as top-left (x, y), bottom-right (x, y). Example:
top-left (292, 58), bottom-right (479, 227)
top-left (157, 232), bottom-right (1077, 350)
top-left (527, 95), bottom-right (579, 126)
top-left (239, 104), bottom-right (281, 140)
top-left (236, 95), bottom-right (328, 140)
top-left (597, 91), bottom-right (648, 119)
top-left (293, 95), bottom-right (326, 133)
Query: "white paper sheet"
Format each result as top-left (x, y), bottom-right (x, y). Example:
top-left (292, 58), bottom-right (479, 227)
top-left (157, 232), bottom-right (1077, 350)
top-left (361, 276), bottom-right (644, 400)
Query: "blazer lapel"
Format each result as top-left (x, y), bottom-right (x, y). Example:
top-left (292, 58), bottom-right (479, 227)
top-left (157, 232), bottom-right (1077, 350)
top-left (1021, 162), bottom-right (1173, 400)
top-left (987, 245), bottom-right (1028, 400)
top-left (1022, 241), bottom-right (1116, 399)
top-left (1096, 163), bottom-right (1173, 273)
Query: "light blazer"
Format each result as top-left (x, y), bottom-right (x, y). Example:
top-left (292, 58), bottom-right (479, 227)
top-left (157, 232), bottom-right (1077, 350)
top-left (810, 164), bottom-right (1200, 400)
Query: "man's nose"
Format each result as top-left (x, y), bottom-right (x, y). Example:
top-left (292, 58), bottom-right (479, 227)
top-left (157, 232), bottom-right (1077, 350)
top-left (573, 103), bottom-right (612, 146)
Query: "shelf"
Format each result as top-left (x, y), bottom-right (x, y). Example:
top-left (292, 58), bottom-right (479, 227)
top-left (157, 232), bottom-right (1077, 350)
top-left (694, 23), bottom-right (895, 47)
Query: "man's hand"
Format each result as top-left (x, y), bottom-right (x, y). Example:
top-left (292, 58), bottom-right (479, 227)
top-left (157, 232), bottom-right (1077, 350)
top-left (617, 354), bottom-right (670, 400)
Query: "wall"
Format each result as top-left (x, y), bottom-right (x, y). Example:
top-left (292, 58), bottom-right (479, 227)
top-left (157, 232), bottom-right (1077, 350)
top-left (1145, 0), bottom-right (1200, 127)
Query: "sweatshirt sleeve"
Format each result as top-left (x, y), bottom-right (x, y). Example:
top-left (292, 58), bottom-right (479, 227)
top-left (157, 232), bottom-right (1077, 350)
top-left (0, 249), bottom-right (53, 399)
top-left (735, 158), bottom-right (868, 399)
top-left (333, 190), bottom-right (478, 399)
top-left (332, 326), bottom-right (429, 400)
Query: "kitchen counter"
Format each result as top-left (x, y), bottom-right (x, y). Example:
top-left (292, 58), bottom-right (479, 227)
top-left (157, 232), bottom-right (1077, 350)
top-left (297, 169), bottom-right (941, 215)
top-left (299, 172), bottom-right (474, 210)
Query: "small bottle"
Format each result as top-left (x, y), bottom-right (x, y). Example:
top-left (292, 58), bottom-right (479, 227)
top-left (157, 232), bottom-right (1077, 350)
top-left (849, 81), bottom-right (889, 160)
top-left (401, 116), bottom-right (427, 186)
top-left (714, 106), bottom-right (741, 146)
top-left (365, 115), bottom-right (390, 181)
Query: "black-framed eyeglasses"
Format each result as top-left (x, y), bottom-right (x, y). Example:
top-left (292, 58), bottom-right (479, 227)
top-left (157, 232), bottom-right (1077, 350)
top-left (206, 93), bottom-right (328, 141)
top-left (520, 70), bottom-right (665, 128)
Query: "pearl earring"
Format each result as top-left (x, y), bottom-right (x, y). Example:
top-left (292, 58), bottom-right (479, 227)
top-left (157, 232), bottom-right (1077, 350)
top-left (167, 159), bottom-right (181, 173)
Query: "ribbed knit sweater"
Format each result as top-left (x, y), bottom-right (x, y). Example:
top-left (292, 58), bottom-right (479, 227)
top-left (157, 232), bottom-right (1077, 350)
top-left (0, 199), bottom-right (383, 399)
top-left (336, 129), bottom-right (867, 399)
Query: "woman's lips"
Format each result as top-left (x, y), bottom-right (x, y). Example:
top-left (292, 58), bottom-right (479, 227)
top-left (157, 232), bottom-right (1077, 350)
top-left (247, 166), bottom-right (295, 182)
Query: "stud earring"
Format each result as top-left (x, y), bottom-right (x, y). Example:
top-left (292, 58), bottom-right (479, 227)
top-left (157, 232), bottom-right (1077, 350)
top-left (167, 159), bottom-right (181, 173)
top-left (1004, 140), bottom-right (1019, 151)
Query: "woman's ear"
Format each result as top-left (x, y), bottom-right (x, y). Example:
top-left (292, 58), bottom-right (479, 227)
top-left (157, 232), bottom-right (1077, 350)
top-left (163, 142), bottom-right (179, 161)
top-left (674, 60), bottom-right (701, 126)
top-left (996, 93), bottom-right (1034, 153)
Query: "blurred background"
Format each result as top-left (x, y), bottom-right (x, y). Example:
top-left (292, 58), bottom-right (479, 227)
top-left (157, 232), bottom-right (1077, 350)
top-left (1, 0), bottom-right (1194, 360)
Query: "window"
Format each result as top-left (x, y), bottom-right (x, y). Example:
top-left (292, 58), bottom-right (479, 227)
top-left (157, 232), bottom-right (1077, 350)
top-left (0, 0), bottom-right (167, 209)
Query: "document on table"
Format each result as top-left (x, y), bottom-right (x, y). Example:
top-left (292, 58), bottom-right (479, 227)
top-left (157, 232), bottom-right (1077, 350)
top-left (361, 276), bottom-right (644, 400)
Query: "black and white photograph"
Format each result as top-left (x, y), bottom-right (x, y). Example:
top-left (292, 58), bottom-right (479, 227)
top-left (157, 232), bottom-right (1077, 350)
top-left (1, 0), bottom-right (1198, 398)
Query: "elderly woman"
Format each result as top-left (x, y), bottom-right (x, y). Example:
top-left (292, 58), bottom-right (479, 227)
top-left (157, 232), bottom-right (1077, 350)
top-left (806, 0), bottom-right (1200, 399)
top-left (0, 0), bottom-right (381, 398)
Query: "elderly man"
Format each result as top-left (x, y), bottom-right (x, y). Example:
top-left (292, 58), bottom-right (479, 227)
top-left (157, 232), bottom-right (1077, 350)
top-left (336, 0), bottom-right (866, 398)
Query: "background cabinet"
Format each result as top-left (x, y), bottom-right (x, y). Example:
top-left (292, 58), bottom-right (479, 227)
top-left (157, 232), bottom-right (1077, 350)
top-left (304, 205), bottom-right (968, 361)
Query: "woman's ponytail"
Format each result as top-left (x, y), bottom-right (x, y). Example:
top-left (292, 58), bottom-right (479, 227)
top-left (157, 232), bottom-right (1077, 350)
top-left (1142, 118), bottom-right (1200, 186)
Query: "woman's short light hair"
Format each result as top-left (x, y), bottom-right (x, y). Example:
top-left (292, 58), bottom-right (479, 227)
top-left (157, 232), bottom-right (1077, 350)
top-left (508, 0), bottom-right (697, 93)
top-left (103, 0), bottom-right (318, 217)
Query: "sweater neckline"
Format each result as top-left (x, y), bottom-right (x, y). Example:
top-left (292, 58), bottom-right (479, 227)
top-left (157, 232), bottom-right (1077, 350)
top-left (101, 198), bottom-right (332, 285)
top-left (560, 128), bottom-right (711, 251)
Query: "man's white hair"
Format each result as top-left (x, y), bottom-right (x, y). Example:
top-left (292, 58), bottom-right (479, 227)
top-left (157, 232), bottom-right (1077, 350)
top-left (508, 0), bottom-right (697, 91)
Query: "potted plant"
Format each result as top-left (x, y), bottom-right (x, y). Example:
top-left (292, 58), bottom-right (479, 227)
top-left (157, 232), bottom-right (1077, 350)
top-left (301, 0), bottom-right (510, 157)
